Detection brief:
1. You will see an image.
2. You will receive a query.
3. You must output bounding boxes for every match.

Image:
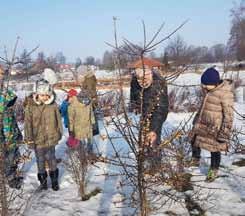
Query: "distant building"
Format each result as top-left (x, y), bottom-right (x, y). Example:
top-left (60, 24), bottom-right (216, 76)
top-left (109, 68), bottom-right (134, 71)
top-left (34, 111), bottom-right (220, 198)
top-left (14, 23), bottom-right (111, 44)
top-left (59, 64), bottom-right (74, 71)
top-left (58, 64), bottom-right (75, 81)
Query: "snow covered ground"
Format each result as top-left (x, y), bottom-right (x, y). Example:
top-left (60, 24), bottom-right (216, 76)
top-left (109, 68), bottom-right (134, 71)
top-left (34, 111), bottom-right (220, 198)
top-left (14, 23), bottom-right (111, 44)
top-left (19, 106), bottom-right (245, 216)
top-left (95, 70), bottom-right (118, 79)
top-left (9, 70), bottom-right (245, 216)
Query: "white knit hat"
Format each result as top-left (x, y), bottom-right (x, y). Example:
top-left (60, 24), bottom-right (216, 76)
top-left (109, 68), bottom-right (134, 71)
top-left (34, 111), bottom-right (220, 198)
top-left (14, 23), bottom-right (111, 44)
top-left (43, 68), bottom-right (58, 85)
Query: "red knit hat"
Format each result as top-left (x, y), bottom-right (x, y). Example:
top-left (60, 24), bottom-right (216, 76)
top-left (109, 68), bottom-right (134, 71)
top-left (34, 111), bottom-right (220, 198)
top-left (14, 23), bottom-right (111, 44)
top-left (67, 89), bottom-right (78, 98)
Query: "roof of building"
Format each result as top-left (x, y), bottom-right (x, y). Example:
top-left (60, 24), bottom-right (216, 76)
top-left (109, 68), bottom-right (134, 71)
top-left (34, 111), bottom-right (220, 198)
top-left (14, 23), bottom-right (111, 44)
top-left (128, 57), bottom-right (164, 69)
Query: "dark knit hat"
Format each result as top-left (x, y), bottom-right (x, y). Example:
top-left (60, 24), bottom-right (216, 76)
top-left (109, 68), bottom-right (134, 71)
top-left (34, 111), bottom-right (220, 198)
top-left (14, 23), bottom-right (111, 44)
top-left (201, 68), bottom-right (220, 85)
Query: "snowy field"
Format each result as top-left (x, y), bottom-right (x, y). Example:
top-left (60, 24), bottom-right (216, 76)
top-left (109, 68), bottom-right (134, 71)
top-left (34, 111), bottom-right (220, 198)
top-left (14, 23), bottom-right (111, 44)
top-left (9, 70), bottom-right (245, 216)
top-left (19, 106), bottom-right (245, 216)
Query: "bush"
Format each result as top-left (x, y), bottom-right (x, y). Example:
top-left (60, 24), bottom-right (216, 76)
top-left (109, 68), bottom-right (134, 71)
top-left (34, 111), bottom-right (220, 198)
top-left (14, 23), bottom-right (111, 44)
top-left (168, 87), bottom-right (203, 113)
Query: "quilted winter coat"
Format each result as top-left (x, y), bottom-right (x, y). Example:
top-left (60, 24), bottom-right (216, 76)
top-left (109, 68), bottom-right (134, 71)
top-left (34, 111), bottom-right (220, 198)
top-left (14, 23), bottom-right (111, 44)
top-left (192, 80), bottom-right (234, 152)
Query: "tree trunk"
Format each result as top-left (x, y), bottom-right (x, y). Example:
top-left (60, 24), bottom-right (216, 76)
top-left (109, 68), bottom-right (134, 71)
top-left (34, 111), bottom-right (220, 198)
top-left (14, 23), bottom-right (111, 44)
top-left (0, 151), bottom-right (8, 216)
top-left (138, 151), bottom-right (149, 216)
top-left (0, 76), bottom-right (8, 216)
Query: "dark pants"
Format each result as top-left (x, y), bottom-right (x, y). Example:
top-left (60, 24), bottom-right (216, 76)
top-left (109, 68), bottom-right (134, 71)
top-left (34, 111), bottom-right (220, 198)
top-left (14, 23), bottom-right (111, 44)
top-left (81, 139), bottom-right (93, 154)
top-left (35, 146), bottom-right (57, 173)
top-left (210, 152), bottom-right (221, 169)
top-left (93, 108), bottom-right (99, 136)
top-left (192, 145), bottom-right (221, 169)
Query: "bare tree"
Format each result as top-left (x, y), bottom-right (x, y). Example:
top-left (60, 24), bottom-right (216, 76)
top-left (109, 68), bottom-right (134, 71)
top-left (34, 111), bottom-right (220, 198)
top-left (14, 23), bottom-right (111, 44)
top-left (18, 49), bottom-right (33, 81)
top-left (210, 44), bottom-right (226, 62)
top-left (75, 57), bottom-right (82, 69)
top-left (165, 35), bottom-right (191, 66)
top-left (228, 0), bottom-right (245, 61)
top-left (55, 51), bottom-right (66, 64)
top-left (102, 50), bottom-right (115, 70)
top-left (0, 37), bottom-right (37, 216)
top-left (84, 56), bottom-right (95, 65)
top-left (99, 18), bottom-right (212, 216)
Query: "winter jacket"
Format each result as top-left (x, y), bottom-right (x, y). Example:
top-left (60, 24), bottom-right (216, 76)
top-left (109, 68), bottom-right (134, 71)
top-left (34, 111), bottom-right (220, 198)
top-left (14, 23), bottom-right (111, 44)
top-left (68, 97), bottom-right (95, 140)
top-left (130, 72), bottom-right (169, 144)
top-left (24, 93), bottom-right (63, 149)
top-left (192, 80), bottom-right (234, 152)
top-left (60, 100), bottom-right (69, 128)
top-left (0, 90), bottom-right (22, 151)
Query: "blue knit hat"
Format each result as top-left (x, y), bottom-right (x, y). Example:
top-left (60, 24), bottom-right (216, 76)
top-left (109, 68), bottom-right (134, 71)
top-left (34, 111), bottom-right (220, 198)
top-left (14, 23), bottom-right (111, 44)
top-left (201, 68), bottom-right (220, 85)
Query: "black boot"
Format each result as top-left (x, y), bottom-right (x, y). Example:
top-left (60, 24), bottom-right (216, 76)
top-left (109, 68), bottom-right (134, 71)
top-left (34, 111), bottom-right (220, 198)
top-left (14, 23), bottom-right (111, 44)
top-left (49, 169), bottom-right (59, 191)
top-left (37, 172), bottom-right (48, 190)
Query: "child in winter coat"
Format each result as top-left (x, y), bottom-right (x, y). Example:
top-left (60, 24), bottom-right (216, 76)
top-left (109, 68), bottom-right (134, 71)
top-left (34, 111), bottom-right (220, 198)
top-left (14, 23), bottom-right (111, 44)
top-left (190, 68), bottom-right (234, 182)
top-left (67, 88), bottom-right (95, 153)
top-left (60, 97), bottom-right (69, 129)
top-left (0, 89), bottom-right (23, 189)
top-left (24, 79), bottom-right (63, 190)
top-left (78, 69), bottom-right (99, 136)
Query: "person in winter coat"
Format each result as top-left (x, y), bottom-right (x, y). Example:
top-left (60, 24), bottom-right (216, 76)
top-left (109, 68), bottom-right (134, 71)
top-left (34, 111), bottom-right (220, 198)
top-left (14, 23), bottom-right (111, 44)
top-left (24, 79), bottom-right (63, 190)
top-left (130, 65), bottom-right (169, 173)
top-left (0, 87), bottom-right (23, 189)
top-left (67, 88), bottom-right (95, 154)
top-left (78, 68), bottom-right (99, 136)
top-left (189, 68), bottom-right (234, 182)
top-left (80, 70), bottom-right (98, 106)
top-left (130, 66), bottom-right (169, 146)
top-left (60, 97), bottom-right (69, 128)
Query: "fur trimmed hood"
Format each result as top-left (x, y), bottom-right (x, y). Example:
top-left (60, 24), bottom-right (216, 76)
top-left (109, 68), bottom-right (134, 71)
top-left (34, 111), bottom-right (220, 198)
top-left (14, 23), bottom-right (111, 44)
top-left (33, 91), bottom-right (56, 106)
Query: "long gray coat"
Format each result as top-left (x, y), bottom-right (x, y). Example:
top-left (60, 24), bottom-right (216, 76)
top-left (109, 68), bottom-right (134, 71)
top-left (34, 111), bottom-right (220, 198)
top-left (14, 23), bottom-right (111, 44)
top-left (192, 80), bottom-right (234, 152)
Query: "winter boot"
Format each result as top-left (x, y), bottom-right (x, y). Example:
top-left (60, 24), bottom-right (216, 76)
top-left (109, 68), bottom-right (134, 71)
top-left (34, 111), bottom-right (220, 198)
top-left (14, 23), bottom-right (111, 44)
top-left (49, 168), bottom-right (59, 191)
top-left (37, 172), bottom-right (48, 190)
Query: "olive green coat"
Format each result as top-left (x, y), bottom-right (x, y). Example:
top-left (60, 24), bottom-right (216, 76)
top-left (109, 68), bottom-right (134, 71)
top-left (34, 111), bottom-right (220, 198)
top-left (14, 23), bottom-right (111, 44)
top-left (81, 73), bottom-right (98, 107)
top-left (24, 93), bottom-right (63, 149)
top-left (68, 97), bottom-right (95, 140)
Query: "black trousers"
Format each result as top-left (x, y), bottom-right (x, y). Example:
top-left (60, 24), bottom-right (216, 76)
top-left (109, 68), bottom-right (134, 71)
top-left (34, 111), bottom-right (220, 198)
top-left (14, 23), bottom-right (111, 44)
top-left (192, 146), bottom-right (221, 169)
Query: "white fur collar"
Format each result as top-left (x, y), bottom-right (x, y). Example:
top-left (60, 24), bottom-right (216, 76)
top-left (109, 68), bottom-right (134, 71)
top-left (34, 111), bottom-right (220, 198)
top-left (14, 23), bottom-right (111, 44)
top-left (33, 94), bottom-right (41, 105)
top-left (33, 92), bottom-right (55, 105)
top-left (44, 93), bottom-right (55, 105)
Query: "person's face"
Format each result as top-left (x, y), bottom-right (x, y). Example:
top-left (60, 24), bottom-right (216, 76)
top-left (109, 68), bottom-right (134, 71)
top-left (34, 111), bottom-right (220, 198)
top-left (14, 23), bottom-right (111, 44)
top-left (38, 94), bottom-right (50, 103)
top-left (135, 67), bottom-right (153, 88)
top-left (201, 84), bottom-right (216, 91)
